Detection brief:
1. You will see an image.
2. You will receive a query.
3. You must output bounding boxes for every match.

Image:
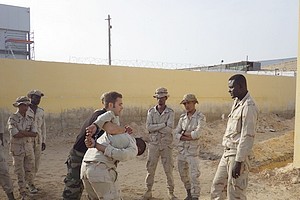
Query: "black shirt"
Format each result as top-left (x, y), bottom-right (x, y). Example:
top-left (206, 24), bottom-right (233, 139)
top-left (73, 108), bottom-right (107, 153)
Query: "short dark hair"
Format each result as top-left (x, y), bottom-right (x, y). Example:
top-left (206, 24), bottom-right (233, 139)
top-left (135, 137), bottom-right (146, 156)
top-left (229, 74), bottom-right (247, 89)
top-left (103, 91), bottom-right (122, 108)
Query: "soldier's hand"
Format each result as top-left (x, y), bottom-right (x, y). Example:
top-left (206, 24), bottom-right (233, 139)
top-left (41, 143), bottom-right (46, 151)
top-left (85, 134), bottom-right (95, 148)
top-left (124, 125), bottom-right (133, 134)
top-left (86, 124), bottom-right (97, 136)
top-left (232, 161), bottom-right (242, 179)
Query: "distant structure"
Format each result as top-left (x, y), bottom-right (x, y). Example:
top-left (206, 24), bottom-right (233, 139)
top-left (0, 4), bottom-right (34, 60)
top-left (180, 61), bottom-right (261, 72)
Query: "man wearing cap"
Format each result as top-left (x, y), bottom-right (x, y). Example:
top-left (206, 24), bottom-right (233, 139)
top-left (211, 74), bottom-right (258, 200)
top-left (7, 96), bottom-right (38, 199)
top-left (0, 112), bottom-right (16, 200)
top-left (27, 89), bottom-right (46, 176)
top-left (143, 87), bottom-right (177, 200)
top-left (174, 94), bottom-right (205, 200)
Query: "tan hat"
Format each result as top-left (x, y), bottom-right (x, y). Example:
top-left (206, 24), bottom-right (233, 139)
top-left (153, 87), bottom-right (169, 98)
top-left (27, 90), bottom-right (44, 98)
top-left (180, 94), bottom-right (198, 104)
top-left (13, 96), bottom-right (31, 107)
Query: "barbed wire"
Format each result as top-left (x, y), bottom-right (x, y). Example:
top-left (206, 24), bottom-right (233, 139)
top-left (68, 56), bottom-right (206, 69)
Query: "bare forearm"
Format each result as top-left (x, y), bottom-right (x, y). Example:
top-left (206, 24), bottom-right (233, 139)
top-left (94, 143), bottom-right (106, 152)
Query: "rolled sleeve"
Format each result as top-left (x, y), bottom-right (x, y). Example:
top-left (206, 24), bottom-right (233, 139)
top-left (104, 137), bottom-right (138, 161)
top-left (236, 105), bottom-right (257, 162)
top-left (94, 111), bottom-right (115, 130)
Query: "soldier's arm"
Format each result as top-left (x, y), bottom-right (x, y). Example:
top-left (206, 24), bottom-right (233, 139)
top-left (91, 136), bottom-right (138, 161)
top-left (146, 109), bottom-right (166, 132)
top-left (236, 104), bottom-right (258, 162)
top-left (159, 110), bottom-right (175, 134)
top-left (87, 111), bottom-right (127, 136)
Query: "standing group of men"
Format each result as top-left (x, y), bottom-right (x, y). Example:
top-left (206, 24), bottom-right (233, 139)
top-left (143, 74), bottom-right (258, 200)
top-left (0, 73), bottom-right (258, 200)
top-left (0, 90), bottom-right (46, 200)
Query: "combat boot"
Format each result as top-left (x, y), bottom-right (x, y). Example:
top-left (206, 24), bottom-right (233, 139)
top-left (6, 192), bottom-right (16, 200)
top-left (168, 191), bottom-right (178, 200)
top-left (142, 189), bottom-right (152, 200)
top-left (184, 189), bottom-right (192, 200)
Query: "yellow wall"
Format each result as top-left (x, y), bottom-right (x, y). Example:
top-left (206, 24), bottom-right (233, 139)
top-left (293, 3), bottom-right (300, 168)
top-left (0, 59), bottom-right (296, 120)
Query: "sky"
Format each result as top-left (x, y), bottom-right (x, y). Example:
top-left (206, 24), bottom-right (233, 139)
top-left (0, 0), bottom-right (298, 68)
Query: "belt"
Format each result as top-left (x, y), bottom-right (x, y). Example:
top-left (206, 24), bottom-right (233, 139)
top-left (84, 161), bottom-right (101, 164)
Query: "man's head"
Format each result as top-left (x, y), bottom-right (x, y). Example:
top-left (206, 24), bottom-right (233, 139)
top-left (27, 89), bottom-right (44, 106)
top-left (103, 91), bottom-right (123, 116)
top-left (180, 94), bottom-right (198, 113)
top-left (153, 87), bottom-right (169, 106)
top-left (13, 96), bottom-right (31, 114)
top-left (228, 74), bottom-right (248, 100)
top-left (135, 137), bottom-right (146, 156)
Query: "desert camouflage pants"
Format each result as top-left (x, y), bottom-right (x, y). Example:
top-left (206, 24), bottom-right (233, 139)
top-left (0, 147), bottom-right (14, 194)
top-left (63, 149), bottom-right (84, 200)
top-left (211, 154), bottom-right (249, 200)
top-left (178, 155), bottom-right (200, 198)
top-left (145, 144), bottom-right (175, 192)
top-left (12, 149), bottom-right (35, 194)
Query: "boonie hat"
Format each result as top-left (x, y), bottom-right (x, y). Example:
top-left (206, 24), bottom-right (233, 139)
top-left (180, 94), bottom-right (199, 104)
top-left (13, 96), bottom-right (31, 107)
top-left (153, 87), bottom-right (169, 98)
top-left (27, 90), bottom-right (44, 98)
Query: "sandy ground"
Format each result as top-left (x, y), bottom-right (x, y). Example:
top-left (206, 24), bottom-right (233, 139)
top-left (1, 113), bottom-right (299, 200)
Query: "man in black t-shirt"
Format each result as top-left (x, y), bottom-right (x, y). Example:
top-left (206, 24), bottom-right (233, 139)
top-left (62, 108), bottom-right (107, 200)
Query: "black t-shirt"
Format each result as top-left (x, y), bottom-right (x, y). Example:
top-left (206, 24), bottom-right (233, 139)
top-left (73, 108), bottom-right (107, 153)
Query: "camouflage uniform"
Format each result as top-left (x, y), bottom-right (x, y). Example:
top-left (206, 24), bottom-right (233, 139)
top-left (174, 109), bottom-right (205, 199)
top-left (8, 111), bottom-right (37, 196)
top-left (27, 106), bottom-right (46, 174)
top-left (0, 112), bottom-right (14, 196)
top-left (143, 87), bottom-right (176, 199)
top-left (211, 92), bottom-right (258, 200)
top-left (81, 111), bottom-right (138, 199)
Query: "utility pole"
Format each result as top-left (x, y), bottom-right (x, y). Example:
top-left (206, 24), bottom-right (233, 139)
top-left (105, 15), bottom-right (112, 65)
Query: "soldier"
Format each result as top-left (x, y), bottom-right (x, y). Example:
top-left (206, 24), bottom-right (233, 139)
top-left (143, 87), bottom-right (177, 200)
top-left (211, 74), bottom-right (258, 200)
top-left (0, 112), bottom-right (16, 200)
top-left (174, 94), bottom-right (205, 200)
top-left (7, 96), bottom-right (38, 199)
top-left (27, 90), bottom-right (46, 175)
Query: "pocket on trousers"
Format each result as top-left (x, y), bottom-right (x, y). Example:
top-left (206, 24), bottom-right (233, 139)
top-left (10, 143), bottom-right (24, 156)
top-left (234, 174), bottom-right (248, 190)
top-left (87, 163), bottom-right (115, 183)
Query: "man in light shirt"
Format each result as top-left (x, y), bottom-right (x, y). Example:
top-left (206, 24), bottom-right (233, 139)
top-left (211, 74), bottom-right (258, 200)
top-left (174, 94), bottom-right (205, 200)
top-left (27, 89), bottom-right (46, 175)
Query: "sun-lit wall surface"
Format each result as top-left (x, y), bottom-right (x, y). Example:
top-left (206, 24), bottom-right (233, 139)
top-left (0, 59), bottom-right (296, 121)
top-left (293, 3), bottom-right (300, 168)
